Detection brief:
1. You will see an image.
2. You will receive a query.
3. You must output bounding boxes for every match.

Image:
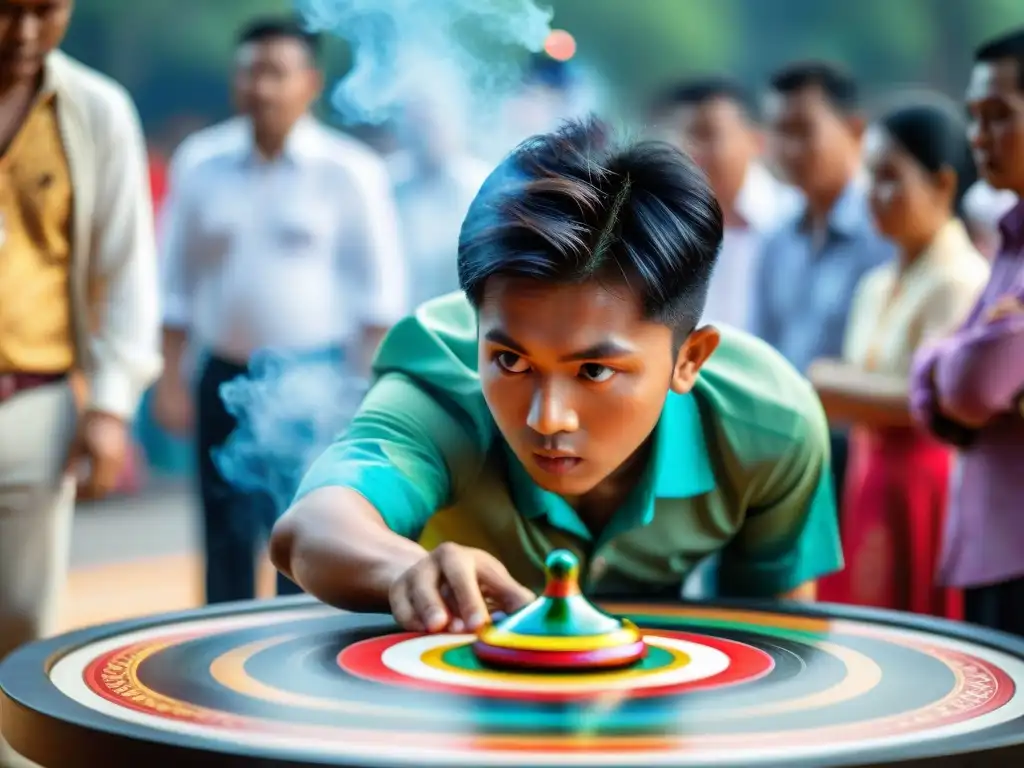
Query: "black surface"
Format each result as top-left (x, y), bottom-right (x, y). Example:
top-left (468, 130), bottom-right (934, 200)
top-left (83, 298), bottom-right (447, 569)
top-left (2, 595), bottom-right (1024, 768)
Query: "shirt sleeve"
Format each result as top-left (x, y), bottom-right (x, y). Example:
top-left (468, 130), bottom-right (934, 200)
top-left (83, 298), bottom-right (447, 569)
top-left (85, 84), bottom-right (164, 418)
top-left (933, 311), bottom-right (1024, 425)
top-left (716, 399), bottom-right (843, 598)
top-left (747, 234), bottom-right (778, 344)
top-left (291, 372), bottom-right (481, 540)
top-left (158, 149), bottom-right (198, 329)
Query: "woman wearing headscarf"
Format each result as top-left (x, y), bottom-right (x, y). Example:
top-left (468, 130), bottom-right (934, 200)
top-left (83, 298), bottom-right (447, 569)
top-left (810, 95), bottom-right (990, 619)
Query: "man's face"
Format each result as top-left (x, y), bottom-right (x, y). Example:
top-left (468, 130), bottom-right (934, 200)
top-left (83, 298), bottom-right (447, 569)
top-left (477, 276), bottom-right (714, 498)
top-left (661, 97), bottom-right (758, 206)
top-left (966, 59), bottom-right (1024, 195)
top-left (0, 0), bottom-right (72, 83)
top-left (765, 85), bottom-right (858, 196)
top-left (233, 37), bottom-right (319, 135)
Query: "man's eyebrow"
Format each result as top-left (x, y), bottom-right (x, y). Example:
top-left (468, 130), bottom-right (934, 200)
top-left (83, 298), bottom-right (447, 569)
top-left (558, 341), bottom-right (635, 362)
top-left (483, 329), bottom-right (528, 355)
top-left (482, 330), bottom-right (635, 362)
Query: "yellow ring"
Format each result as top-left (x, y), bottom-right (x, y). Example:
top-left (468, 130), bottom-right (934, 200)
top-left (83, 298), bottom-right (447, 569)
top-left (476, 619), bottom-right (642, 652)
top-left (421, 640), bottom-right (690, 685)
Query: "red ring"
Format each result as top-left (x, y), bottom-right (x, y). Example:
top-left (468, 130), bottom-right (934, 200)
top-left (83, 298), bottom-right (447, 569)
top-left (337, 630), bottom-right (775, 702)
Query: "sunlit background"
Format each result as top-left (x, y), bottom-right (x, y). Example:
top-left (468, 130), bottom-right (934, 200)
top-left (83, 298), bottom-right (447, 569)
top-left (57, 0), bottom-right (1024, 630)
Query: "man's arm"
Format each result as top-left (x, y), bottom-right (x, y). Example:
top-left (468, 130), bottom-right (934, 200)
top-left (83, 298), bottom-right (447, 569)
top-left (270, 372), bottom-right (480, 611)
top-left (716, 395), bottom-right (843, 601)
top-left (933, 311), bottom-right (1024, 427)
top-left (156, 148), bottom-right (198, 384)
top-left (346, 154), bottom-right (408, 373)
top-left (85, 86), bottom-right (163, 417)
top-left (810, 358), bottom-right (914, 428)
top-left (747, 235), bottom-right (778, 344)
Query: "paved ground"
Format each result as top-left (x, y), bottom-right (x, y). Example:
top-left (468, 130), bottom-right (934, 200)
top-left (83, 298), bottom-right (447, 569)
top-left (61, 478), bottom-right (276, 632)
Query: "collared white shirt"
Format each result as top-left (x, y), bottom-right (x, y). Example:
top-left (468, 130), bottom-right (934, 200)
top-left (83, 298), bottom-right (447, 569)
top-left (701, 163), bottom-right (802, 332)
top-left (160, 116), bottom-right (407, 362)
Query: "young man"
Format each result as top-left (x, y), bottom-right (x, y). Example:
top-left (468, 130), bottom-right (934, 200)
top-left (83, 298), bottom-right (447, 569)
top-left (910, 28), bottom-right (1024, 637)
top-left (752, 61), bottom-right (896, 502)
top-left (651, 76), bottom-right (801, 332)
top-left (269, 118), bottom-right (841, 634)
top-left (154, 17), bottom-right (405, 604)
top-left (0, 0), bottom-right (161, 764)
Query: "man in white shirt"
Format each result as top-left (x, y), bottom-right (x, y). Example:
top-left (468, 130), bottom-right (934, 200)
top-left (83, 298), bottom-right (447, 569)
top-left (388, 93), bottom-right (490, 308)
top-left (153, 17), bottom-right (406, 605)
top-left (651, 76), bottom-right (801, 332)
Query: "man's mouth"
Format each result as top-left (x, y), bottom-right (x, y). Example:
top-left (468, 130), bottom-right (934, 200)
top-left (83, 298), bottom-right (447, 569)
top-left (531, 451), bottom-right (582, 476)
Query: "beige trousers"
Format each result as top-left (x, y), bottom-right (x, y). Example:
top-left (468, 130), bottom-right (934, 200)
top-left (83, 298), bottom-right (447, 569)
top-left (0, 381), bottom-right (77, 768)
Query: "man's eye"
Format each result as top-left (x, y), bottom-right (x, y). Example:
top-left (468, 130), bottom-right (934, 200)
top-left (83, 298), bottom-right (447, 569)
top-left (579, 363), bottom-right (615, 383)
top-left (495, 352), bottom-right (530, 374)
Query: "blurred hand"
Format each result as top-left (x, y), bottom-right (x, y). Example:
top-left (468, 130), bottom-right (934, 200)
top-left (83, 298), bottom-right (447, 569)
top-left (389, 543), bottom-right (535, 634)
top-left (152, 377), bottom-right (194, 435)
top-left (65, 410), bottom-right (129, 500)
top-left (984, 295), bottom-right (1024, 323)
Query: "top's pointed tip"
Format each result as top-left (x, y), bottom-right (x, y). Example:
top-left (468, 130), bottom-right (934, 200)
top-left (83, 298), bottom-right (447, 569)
top-left (543, 549), bottom-right (580, 597)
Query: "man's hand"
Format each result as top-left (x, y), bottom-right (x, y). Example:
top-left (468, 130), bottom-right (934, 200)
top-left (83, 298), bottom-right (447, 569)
top-left (984, 295), bottom-right (1024, 323)
top-left (389, 543), bottom-right (536, 634)
top-left (65, 410), bottom-right (130, 500)
top-left (152, 376), bottom-right (194, 435)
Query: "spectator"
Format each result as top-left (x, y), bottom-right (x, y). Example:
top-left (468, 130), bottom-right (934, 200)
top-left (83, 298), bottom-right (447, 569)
top-left (153, 17), bottom-right (406, 605)
top-left (753, 60), bottom-right (897, 503)
top-left (810, 97), bottom-right (989, 618)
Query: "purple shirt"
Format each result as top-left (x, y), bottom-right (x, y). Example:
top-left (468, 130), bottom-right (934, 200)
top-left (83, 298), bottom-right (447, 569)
top-left (909, 201), bottom-right (1024, 588)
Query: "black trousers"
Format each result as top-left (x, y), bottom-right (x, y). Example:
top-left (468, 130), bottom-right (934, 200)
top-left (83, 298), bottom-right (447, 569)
top-left (829, 428), bottom-right (849, 505)
top-left (964, 576), bottom-right (1024, 638)
top-left (196, 354), bottom-right (303, 604)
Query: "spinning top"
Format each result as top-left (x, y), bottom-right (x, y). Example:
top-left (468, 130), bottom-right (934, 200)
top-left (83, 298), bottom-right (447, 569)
top-left (472, 549), bottom-right (647, 670)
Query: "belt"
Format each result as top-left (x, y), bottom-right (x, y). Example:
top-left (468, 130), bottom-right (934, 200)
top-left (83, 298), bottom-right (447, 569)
top-left (0, 372), bottom-right (67, 404)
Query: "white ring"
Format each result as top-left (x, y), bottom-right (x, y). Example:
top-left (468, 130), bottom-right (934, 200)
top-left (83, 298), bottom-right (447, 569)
top-left (44, 608), bottom-right (1024, 766)
top-left (378, 634), bottom-right (729, 693)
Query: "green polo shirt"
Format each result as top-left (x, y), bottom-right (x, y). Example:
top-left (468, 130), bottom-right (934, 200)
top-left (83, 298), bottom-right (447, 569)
top-left (294, 292), bottom-right (842, 598)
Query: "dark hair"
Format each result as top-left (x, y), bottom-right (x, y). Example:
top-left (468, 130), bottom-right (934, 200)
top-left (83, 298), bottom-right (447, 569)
top-left (457, 116), bottom-right (723, 335)
top-left (878, 96), bottom-right (977, 217)
top-left (769, 60), bottom-right (859, 113)
top-left (653, 75), bottom-right (758, 121)
top-left (237, 16), bottom-right (321, 61)
top-left (975, 28), bottom-right (1024, 89)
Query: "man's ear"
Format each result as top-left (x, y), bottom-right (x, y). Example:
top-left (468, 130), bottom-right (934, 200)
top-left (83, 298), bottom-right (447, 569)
top-left (670, 326), bottom-right (720, 394)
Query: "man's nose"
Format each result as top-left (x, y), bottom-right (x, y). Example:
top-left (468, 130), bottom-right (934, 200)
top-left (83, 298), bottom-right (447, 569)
top-left (15, 12), bottom-right (42, 45)
top-left (526, 380), bottom-right (579, 436)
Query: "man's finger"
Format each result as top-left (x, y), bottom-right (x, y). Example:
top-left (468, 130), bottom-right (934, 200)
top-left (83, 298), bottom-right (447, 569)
top-left (476, 559), bottom-right (535, 614)
top-left (405, 560), bottom-right (450, 632)
top-left (435, 547), bottom-right (490, 631)
top-left (389, 580), bottom-right (424, 632)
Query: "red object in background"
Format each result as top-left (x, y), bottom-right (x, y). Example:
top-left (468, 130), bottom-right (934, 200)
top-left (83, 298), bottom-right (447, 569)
top-left (818, 427), bottom-right (963, 621)
top-left (148, 152), bottom-right (168, 212)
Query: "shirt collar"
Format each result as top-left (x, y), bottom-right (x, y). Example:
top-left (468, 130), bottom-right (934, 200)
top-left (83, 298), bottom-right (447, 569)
top-left (998, 199), bottom-right (1024, 250)
top-left (238, 114), bottom-right (319, 167)
top-left (506, 391), bottom-right (716, 541)
top-left (797, 173), bottom-right (872, 240)
top-left (734, 163), bottom-right (793, 231)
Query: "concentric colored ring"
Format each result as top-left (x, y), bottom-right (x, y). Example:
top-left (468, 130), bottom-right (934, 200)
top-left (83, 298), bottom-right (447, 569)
top-left (475, 622), bottom-right (641, 652)
top-left (9, 599), bottom-right (1020, 768)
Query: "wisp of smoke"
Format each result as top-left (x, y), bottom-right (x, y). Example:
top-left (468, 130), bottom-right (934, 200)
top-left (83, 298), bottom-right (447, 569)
top-left (294, 0), bottom-right (554, 126)
top-left (213, 0), bottom-right (554, 518)
top-left (213, 349), bottom-right (367, 518)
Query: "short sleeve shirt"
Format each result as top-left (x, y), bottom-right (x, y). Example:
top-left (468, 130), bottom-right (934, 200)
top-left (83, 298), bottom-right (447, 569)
top-left (294, 292), bottom-right (843, 598)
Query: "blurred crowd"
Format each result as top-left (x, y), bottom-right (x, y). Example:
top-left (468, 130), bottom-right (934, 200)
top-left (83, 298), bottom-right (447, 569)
top-left (115, 18), bottom-right (1024, 626)
top-left (2, 9), bottom-right (1024, 760)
